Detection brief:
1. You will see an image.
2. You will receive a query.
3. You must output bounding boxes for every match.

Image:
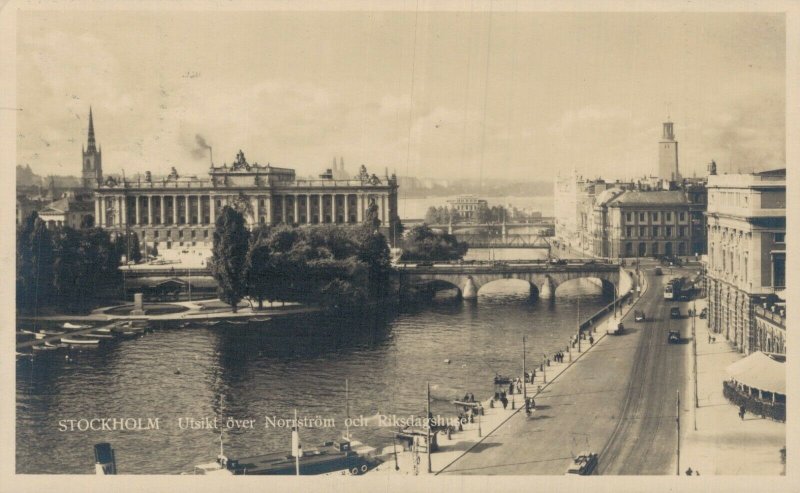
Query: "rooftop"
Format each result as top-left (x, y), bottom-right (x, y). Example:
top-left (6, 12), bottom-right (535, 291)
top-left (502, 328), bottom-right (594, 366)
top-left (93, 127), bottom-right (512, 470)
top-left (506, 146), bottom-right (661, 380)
top-left (608, 190), bottom-right (688, 206)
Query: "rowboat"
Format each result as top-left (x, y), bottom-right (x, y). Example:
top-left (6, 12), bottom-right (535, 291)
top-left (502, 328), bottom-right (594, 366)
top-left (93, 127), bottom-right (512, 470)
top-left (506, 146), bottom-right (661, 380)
top-left (89, 332), bottom-right (116, 340)
top-left (251, 317), bottom-right (272, 323)
top-left (93, 327), bottom-right (114, 334)
top-left (32, 344), bottom-right (58, 352)
top-left (62, 336), bottom-right (101, 345)
top-left (44, 341), bottom-right (69, 349)
top-left (225, 319), bottom-right (249, 325)
top-left (63, 322), bottom-right (92, 329)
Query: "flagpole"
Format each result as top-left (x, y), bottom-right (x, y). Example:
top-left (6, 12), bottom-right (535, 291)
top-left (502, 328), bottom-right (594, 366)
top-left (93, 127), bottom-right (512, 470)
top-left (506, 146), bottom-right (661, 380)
top-left (426, 381), bottom-right (432, 474)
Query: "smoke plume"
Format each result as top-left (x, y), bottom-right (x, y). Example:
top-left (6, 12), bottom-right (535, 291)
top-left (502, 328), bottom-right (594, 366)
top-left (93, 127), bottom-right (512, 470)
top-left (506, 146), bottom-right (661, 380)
top-left (191, 134), bottom-right (212, 159)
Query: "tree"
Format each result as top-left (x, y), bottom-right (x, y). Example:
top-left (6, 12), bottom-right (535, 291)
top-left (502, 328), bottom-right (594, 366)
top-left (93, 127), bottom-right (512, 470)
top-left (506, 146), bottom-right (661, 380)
top-left (210, 206), bottom-right (250, 312)
top-left (16, 212), bottom-right (53, 313)
top-left (399, 224), bottom-right (468, 261)
top-left (244, 226), bottom-right (273, 309)
top-left (364, 196), bottom-right (381, 232)
top-left (424, 206), bottom-right (439, 225)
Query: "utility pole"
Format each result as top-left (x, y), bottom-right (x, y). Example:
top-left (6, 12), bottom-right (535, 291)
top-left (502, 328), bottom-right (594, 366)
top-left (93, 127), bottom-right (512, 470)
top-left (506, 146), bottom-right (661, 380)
top-left (522, 336), bottom-right (527, 412)
top-left (577, 297), bottom-right (582, 353)
top-left (676, 390), bottom-right (681, 476)
top-left (426, 381), bottom-right (432, 474)
top-left (693, 300), bottom-right (698, 433)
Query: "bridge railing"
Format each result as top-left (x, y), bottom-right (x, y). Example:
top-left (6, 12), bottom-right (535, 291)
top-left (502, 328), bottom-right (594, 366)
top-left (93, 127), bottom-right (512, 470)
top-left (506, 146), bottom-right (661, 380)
top-left (394, 258), bottom-right (619, 268)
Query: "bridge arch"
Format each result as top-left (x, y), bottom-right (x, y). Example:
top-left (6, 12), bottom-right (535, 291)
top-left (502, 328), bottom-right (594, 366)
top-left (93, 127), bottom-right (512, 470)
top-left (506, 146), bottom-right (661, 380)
top-left (553, 276), bottom-right (617, 298)
top-left (477, 278), bottom-right (539, 300)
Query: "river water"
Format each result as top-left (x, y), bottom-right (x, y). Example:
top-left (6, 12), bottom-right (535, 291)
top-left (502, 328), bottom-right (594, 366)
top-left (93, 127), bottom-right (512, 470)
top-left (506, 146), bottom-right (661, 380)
top-left (16, 257), bottom-right (610, 474)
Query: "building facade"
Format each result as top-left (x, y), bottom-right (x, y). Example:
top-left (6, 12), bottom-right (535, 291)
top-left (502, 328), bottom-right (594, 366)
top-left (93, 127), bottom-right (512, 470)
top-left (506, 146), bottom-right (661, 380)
top-left (753, 299), bottom-right (786, 355)
top-left (605, 190), bottom-right (692, 258)
top-left (38, 194), bottom-right (95, 229)
top-left (93, 150), bottom-right (400, 249)
top-left (705, 169), bottom-right (786, 354)
top-left (447, 195), bottom-right (488, 222)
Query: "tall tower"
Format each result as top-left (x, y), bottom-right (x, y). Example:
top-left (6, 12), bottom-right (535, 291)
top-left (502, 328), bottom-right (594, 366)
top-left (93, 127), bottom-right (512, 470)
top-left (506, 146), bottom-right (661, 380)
top-left (658, 120), bottom-right (679, 182)
top-left (82, 107), bottom-right (103, 189)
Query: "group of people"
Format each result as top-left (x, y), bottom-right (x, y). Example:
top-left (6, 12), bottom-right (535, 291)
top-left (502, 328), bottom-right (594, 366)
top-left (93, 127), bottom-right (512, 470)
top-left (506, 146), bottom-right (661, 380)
top-left (553, 351), bottom-right (565, 363)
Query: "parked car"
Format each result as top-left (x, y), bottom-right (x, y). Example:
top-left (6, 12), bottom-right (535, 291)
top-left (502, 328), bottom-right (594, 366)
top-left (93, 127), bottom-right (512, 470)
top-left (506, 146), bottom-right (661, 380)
top-left (654, 267), bottom-right (663, 276)
top-left (667, 330), bottom-right (681, 344)
top-left (670, 307), bottom-right (681, 319)
top-left (608, 322), bottom-right (624, 336)
top-left (566, 452), bottom-right (598, 475)
top-left (634, 310), bottom-right (645, 322)
top-left (699, 307), bottom-right (708, 319)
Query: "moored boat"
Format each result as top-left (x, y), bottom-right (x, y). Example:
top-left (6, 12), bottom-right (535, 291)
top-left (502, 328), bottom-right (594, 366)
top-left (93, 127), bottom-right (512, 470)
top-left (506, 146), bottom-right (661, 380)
top-left (63, 322), bottom-right (93, 329)
top-left (62, 336), bottom-right (101, 345)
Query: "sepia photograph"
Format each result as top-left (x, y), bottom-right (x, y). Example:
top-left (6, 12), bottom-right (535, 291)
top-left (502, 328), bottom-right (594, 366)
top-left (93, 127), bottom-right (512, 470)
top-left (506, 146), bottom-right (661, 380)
top-left (2, 0), bottom-right (795, 491)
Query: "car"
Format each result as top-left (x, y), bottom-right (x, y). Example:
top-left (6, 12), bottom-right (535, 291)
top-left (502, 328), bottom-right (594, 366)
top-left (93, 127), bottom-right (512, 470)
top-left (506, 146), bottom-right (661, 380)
top-left (670, 307), bottom-right (681, 319)
top-left (699, 307), bottom-right (708, 319)
top-left (654, 267), bottom-right (663, 276)
top-left (634, 310), bottom-right (645, 322)
top-left (667, 330), bottom-right (681, 344)
top-left (566, 452), bottom-right (598, 475)
top-left (608, 322), bottom-right (624, 335)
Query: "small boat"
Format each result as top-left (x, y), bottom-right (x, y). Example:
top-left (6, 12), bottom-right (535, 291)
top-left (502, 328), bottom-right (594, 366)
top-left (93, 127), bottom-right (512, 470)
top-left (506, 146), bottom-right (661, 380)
top-left (32, 344), bottom-right (58, 352)
top-left (62, 336), bottom-right (101, 345)
top-left (251, 317), bottom-right (272, 323)
top-left (89, 332), bottom-right (116, 340)
top-left (63, 322), bottom-right (92, 330)
top-left (93, 327), bottom-right (114, 334)
top-left (44, 341), bottom-right (69, 349)
top-left (35, 329), bottom-right (67, 339)
top-left (225, 319), bottom-right (249, 325)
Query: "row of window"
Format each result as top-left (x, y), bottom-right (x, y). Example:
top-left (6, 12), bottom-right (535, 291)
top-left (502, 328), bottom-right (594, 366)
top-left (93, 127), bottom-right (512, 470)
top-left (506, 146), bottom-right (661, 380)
top-left (624, 211), bottom-right (686, 223)
top-left (150, 229), bottom-right (209, 239)
top-left (623, 241), bottom-right (687, 256)
top-left (623, 226), bottom-right (687, 238)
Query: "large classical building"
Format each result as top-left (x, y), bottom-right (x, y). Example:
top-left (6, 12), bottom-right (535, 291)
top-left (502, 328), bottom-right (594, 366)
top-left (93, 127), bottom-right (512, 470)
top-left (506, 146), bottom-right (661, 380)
top-left (705, 169), bottom-right (786, 354)
top-left (94, 150), bottom-right (400, 249)
top-left (447, 195), bottom-right (488, 222)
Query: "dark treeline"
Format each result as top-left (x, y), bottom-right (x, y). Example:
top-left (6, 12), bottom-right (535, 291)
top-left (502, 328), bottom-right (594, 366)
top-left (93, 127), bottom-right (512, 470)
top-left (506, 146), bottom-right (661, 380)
top-left (17, 212), bottom-right (122, 314)
top-left (210, 207), bottom-right (392, 312)
top-left (398, 224), bottom-right (467, 262)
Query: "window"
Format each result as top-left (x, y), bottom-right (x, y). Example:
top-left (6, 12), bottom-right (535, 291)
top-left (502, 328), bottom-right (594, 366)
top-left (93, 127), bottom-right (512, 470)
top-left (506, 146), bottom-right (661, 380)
top-left (626, 226), bottom-right (633, 237)
top-left (651, 212), bottom-right (659, 221)
top-left (652, 226), bottom-right (659, 237)
top-left (179, 230), bottom-right (184, 238)
top-left (259, 199), bottom-right (265, 207)
top-left (154, 230), bottom-right (159, 238)
top-left (679, 212), bottom-right (686, 221)
top-left (651, 242), bottom-right (659, 255)
top-left (665, 212), bottom-right (672, 221)
top-left (639, 212), bottom-right (646, 222)
top-left (774, 233), bottom-right (785, 243)
top-left (167, 230), bottom-right (171, 238)
top-left (639, 226), bottom-right (646, 237)
top-left (204, 230), bottom-right (209, 238)
top-left (678, 226), bottom-right (685, 237)
top-left (625, 243), bottom-right (633, 255)
top-left (773, 256), bottom-right (785, 288)
top-left (665, 226), bottom-right (672, 237)
top-left (191, 230), bottom-right (196, 238)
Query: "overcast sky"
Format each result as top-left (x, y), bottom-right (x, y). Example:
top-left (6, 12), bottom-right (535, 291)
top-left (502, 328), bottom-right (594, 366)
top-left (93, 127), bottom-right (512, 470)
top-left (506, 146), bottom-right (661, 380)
top-left (16, 9), bottom-right (785, 183)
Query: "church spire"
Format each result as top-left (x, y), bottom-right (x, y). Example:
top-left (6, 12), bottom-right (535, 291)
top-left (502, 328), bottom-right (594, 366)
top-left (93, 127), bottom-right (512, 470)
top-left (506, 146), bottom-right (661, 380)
top-left (87, 106), bottom-right (97, 152)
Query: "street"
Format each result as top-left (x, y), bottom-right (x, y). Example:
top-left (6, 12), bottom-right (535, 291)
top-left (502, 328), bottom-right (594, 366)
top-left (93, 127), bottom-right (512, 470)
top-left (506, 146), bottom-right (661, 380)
top-left (441, 267), bottom-right (690, 475)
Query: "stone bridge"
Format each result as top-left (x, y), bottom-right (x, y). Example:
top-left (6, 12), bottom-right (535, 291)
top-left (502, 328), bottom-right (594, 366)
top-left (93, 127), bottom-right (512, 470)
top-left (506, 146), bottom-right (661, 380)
top-left (395, 260), bottom-right (629, 300)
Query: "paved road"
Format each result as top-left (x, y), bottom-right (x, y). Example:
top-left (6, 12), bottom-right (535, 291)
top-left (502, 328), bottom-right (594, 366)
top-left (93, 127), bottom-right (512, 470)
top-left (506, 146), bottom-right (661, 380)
top-left (441, 268), bottom-right (689, 475)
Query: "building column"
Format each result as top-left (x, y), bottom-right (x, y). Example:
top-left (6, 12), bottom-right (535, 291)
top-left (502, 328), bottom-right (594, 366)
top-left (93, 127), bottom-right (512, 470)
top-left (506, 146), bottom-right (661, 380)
top-left (357, 195), bottom-right (364, 222)
top-left (381, 195), bottom-right (386, 224)
top-left (332, 194), bottom-right (338, 223)
top-left (147, 195), bottom-right (153, 225)
top-left (172, 195), bottom-right (178, 225)
top-left (294, 194), bottom-right (300, 224)
top-left (196, 195), bottom-right (202, 225)
top-left (121, 196), bottom-right (128, 226)
top-left (281, 195), bottom-right (287, 223)
top-left (344, 194), bottom-right (350, 223)
top-left (210, 196), bottom-right (216, 225)
top-left (306, 195), bottom-right (311, 223)
top-left (135, 196), bottom-right (141, 225)
top-left (95, 197), bottom-right (102, 226)
top-left (264, 195), bottom-right (271, 224)
top-left (184, 195), bottom-right (190, 224)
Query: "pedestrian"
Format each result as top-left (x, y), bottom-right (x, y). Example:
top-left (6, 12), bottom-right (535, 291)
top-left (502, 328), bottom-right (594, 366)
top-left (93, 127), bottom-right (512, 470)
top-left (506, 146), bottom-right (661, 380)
top-left (509, 383), bottom-right (514, 395)
top-left (501, 396), bottom-right (508, 409)
top-left (708, 334), bottom-right (712, 343)
top-left (685, 467), bottom-right (693, 476)
top-left (739, 405), bottom-right (746, 420)
top-left (547, 358), bottom-right (550, 367)
top-left (589, 335), bottom-right (594, 345)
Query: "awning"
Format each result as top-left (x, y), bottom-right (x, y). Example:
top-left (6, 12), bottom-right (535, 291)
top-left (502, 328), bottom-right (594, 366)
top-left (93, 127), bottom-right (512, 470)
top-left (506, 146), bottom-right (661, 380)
top-left (726, 351), bottom-right (785, 394)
